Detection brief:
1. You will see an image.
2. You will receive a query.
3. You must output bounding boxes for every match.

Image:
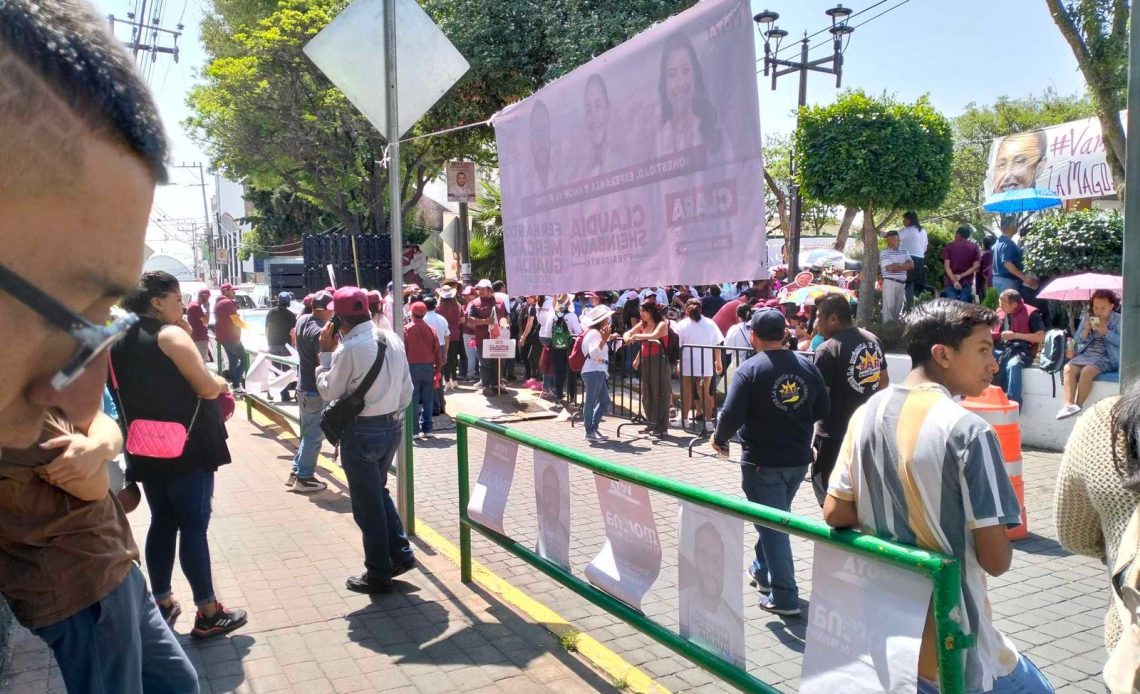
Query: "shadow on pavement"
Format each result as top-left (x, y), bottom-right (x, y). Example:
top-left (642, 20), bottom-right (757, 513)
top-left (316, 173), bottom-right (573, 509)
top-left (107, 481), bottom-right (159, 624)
top-left (1015, 532), bottom-right (1072, 557)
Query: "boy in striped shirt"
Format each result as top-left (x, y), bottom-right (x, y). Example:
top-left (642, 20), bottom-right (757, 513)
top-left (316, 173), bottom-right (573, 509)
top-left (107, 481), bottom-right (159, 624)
top-left (823, 299), bottom-right (1052, 694)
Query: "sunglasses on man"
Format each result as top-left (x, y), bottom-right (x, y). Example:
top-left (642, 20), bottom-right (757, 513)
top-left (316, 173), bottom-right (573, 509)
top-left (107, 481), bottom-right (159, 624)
top-left (0, 262), bottom-right (138, 390)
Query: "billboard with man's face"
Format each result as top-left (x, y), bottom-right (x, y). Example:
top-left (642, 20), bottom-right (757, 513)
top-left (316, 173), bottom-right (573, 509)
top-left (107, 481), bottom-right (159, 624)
top-left (983, 115), bottom-right (1121, 200)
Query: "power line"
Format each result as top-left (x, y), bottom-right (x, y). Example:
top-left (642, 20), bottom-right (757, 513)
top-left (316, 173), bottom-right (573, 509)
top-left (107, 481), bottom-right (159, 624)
top-left (805, 0), bottom-right (913, 54)
top-left (757, 0), bottom-right (892, 63)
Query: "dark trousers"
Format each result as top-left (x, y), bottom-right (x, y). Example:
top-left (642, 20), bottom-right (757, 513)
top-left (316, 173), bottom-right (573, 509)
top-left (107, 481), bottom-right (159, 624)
top-left (811, 433), bottom-right (845, 506)
top-left (221, 340), bottom-right (247, 390)
top-left (520, 340), bottom-right (540, 379)
top-left (340, 415), bottom-right (413, 578)
top-left (34, 566), bottom-right (199, 694)
top-left (445, 341), bottom-right (464, 383)
top-left (741, 464), bottom-right (808, 610)
top-left (141, 467), bottom-right (216, 605)
top-left (551, 348), bottom-right (570, 399)
top-left (905, 256), bottom-right (926, 309)
top-left (641, 353), bottom-right (670, 430)
top-left (408, 363), bottom-right (435, 434)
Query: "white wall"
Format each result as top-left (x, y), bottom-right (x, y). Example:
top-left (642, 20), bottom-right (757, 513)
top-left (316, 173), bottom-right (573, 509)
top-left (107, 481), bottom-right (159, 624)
top-left (885, 354), bottom-right (1116, 451)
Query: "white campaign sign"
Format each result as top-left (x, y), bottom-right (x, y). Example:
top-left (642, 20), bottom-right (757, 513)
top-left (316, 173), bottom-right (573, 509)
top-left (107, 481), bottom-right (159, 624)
top-left (493, 0), bottom-right (766, 295)
top-left (677, 501), bottom-right (745, 668)
top-left (482, 338), bottom-right (517, 359)
top-left (533, 451), bottom-right (571, 571)
top-left (585, 476), bottom-right (662, 610)
top-left (467, 434), bottom-right (518, 535)
top-left (801, 545), bottom-right (932, 694)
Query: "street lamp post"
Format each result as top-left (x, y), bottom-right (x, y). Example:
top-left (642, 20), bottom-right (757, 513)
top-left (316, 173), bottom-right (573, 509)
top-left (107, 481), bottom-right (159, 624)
top-left (754, 5), bottom-right (854, 275)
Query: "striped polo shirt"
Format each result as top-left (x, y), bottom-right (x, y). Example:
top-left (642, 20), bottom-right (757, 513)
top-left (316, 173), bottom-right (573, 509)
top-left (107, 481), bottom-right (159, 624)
top-left (828, 383), bottom-right (1022, 692)
top-left (879, 247), bottom-right (912, 282)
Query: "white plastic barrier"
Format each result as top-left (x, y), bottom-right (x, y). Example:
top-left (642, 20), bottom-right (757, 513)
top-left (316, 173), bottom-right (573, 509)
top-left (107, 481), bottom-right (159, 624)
top-left (884, 354), bottom-right (1117, 451)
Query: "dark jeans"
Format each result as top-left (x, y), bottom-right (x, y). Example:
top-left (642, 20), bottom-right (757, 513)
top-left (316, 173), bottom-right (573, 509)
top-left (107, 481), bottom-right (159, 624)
top-left (340, 415), bottom-right (413, 578)
top-left (445, 341), bottom-right (464, 383)
top-left (35, 565), bottom-right (199, 694)
top-left (142, 467), bottom-right (216, 606)
top-left (480, 355), bottom-right (501, 388)
top-left (551, 348), bottom-right (570, 399)
top-left (409, 363), bottom-right (435, 434)
top-left (220, 340), bottom-right (246, 390)
top-left (994, 348), bottom-right (1029, 407)
top-left (942, 285), bottom-right (975, 302)
top-left (520, 339), bottom-right (540, 380)
top-left (741, 463), bottom-right (809, 610)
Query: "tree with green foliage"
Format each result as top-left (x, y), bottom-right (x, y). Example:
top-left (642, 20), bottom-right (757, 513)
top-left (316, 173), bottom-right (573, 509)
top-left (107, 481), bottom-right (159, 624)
top-left (796, 91), bottom-right (953, 322)
top-left (1021, 209), bottom-right (1123, 277)
top-left (1045, 0), bottom-right (1127, 192)
top-left (190, 0), bottom-right (699, 259)
top-left (933, 91), bottom-right (1096, 230)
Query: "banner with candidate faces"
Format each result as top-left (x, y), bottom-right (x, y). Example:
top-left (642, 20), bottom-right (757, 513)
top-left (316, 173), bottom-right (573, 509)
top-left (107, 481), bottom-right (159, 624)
top-left (677, 501), bottom-right (745, 668)
top-left (467, 434), bottom-right (518, 535)
top-left (585, 476), bottom-right (662, 610)
top-left (533, 451), bottom-right (571, 571)
top-left (493, 0), bottom-right (766, 296)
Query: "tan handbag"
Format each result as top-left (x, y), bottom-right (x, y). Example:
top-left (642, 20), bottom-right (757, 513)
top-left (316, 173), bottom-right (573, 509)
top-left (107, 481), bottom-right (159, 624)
top-left (1105, 505), bottom-right (1140, 693)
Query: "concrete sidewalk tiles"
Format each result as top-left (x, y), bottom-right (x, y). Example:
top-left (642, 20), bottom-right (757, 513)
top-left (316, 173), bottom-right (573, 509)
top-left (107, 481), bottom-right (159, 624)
top-left (1, 415), bottom-right (614, 694)
top-left (404, 416), bottom-right (1113, 694)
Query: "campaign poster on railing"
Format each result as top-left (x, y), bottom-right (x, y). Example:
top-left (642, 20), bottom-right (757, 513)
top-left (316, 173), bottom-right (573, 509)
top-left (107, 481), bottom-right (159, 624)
top-left (801, 545), bottom-right (932, 694)
top-left (677, 501), bottom-right (745, 668)
top-left (585, 475), bottom-right (662, 610)
top-left (492, 0), bottom-right (766, 296)
top-left (533, 451), bottom-right (571, 571)
top-left (467, 434), bottom-right (518, 535)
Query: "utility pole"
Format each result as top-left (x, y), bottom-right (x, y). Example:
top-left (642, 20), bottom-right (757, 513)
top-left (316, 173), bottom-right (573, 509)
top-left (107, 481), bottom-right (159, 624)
top-left (754, 5), bottom-right (854, 275)
top-left (173, 163), bottom-right (217, 284)
top-left (458, 202), bottom-right (471, 284)
top-left (108, 9), bottom-right (182, 65)
top-left (383, 0), bottom-right (409, 526)
top-left (1121, 0), bottom-right (1140, 388)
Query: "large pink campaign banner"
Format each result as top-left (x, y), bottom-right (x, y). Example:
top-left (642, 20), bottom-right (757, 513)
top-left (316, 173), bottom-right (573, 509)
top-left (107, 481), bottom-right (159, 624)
top-left (493, 0), bottom-right (766, 296)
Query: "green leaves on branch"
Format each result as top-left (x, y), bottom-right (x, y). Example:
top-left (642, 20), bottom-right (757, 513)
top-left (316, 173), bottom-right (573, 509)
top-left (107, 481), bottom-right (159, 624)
top-left (1021, 209), bottom-right (1122, 277)
top-left (795, 90), bottom-right (953, 212)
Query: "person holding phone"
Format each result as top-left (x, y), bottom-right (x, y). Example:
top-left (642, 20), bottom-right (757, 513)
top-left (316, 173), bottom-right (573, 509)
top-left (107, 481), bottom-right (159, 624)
top-left (1059, 289), bottom-right (1122, 419)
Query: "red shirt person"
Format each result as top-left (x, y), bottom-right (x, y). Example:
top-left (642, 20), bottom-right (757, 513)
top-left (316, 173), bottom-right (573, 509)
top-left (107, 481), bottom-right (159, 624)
top-left (941, 225), bottom-right (982, 302)
top-left (404, 302), bottom-right (444, 437)
top-left (213, 283), bottom-right (247, 391)
top-left (467, 280), bottom-right (508, 393)
top-left (186, 288), bottom-right (211, 359)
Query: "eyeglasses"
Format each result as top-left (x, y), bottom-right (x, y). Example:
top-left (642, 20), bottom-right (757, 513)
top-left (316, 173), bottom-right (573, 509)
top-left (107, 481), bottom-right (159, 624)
top-left (0, 262), bottom-right (138, 391)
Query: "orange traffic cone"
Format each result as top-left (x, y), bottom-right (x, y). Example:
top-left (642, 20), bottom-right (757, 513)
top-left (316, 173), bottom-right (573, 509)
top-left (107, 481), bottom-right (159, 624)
top-left (962, 386), bottom-right (1027, 540)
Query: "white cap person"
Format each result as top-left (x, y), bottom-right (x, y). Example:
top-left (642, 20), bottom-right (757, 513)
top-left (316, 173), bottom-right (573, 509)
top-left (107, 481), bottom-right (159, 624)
top-left (579, 304), bottom-right (615, 442)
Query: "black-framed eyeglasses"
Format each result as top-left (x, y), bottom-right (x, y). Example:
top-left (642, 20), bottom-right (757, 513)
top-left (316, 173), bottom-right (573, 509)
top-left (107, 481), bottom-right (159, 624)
top-left (0, 262), bottom-right (138, 391)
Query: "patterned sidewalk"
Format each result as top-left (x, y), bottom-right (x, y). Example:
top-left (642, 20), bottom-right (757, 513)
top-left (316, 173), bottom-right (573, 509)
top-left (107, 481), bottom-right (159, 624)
top-left (0, 415), bottom-right (613, 694)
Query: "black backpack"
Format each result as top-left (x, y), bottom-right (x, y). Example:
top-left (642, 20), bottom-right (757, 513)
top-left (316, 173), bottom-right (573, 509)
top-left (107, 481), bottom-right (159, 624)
top-left (665, 324), bottom-right (682, 365)
top-left (1037, 329), bottom-right (1067, 374)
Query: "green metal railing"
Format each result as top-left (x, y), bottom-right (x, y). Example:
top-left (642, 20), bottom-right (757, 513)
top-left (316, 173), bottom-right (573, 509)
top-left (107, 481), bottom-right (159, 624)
top-left (240, 349), bottom-right (416, 534)
top-left (456, 414), bottom-right (972, 693)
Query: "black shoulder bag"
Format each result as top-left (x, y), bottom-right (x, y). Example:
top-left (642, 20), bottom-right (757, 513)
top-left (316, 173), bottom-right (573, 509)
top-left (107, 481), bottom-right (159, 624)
top-left (320, 338), bottom-right (388, 446)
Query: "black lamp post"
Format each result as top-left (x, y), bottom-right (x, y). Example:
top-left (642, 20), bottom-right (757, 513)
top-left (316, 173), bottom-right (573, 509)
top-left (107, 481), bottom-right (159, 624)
top-left (754, 5), bottom-right (854, 275)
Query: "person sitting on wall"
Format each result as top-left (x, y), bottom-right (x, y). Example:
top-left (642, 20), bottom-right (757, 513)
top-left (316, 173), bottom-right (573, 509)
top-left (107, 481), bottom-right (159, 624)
top-left (992, 289), bottom-right (1045, 411)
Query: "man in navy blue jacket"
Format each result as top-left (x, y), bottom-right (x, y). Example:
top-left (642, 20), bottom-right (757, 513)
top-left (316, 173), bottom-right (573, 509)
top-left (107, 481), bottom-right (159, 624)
top-left (711, 309), bottom-right (829, 617)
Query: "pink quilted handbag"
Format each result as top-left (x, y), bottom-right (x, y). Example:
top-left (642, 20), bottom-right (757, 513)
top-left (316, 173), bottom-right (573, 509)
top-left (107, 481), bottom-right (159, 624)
top-left (110, 356), bottom-right (201, 459)
top-left (125, 417), bottom-right (194, 459)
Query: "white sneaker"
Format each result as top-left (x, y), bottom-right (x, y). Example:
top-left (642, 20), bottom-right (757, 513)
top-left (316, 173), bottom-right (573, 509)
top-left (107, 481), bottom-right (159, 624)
top-left (1056, 403), bottom-right (1082, 420)
top-left (704, 421), bottom-right (715, 433)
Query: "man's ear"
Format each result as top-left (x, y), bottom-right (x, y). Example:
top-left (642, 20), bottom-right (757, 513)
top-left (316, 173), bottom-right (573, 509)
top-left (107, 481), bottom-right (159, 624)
top-left (930, 343), bottom-right (953, 370)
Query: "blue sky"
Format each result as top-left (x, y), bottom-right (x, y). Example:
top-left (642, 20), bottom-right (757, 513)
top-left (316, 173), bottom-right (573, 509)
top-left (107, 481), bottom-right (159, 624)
top-left (91, 0), bottom-right (1089, 261)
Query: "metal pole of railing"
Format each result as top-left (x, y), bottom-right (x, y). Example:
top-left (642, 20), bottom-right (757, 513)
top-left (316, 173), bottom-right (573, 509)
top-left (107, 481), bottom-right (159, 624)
top-left (403, 408), bottom-right (415, 535)
top-left (457, 420), bottom-right (472, 582)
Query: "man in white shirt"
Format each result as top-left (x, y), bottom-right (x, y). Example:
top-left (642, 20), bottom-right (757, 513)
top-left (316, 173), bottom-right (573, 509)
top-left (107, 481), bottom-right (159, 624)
top-left (579, 305), bottom-right (613, 442)
top-left (879, 230), bottom-right (914, 323)
top-left (317, 287), bottom-right (415, 594)
top-left (421, 296), bottom-right (450, 414)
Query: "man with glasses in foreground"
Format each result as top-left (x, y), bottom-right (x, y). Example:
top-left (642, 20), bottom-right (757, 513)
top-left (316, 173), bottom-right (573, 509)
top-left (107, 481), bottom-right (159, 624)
top-left (0, 1), bottom-right (199, 691)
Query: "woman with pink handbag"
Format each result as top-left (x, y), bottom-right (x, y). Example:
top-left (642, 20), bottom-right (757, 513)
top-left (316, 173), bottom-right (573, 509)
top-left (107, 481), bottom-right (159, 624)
top-left (109, 271), bottom-right (248, 639)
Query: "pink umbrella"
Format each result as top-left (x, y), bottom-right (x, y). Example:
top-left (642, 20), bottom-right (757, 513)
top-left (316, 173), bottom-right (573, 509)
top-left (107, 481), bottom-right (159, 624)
top-left (1036, 273), bottom-right (1122, 301)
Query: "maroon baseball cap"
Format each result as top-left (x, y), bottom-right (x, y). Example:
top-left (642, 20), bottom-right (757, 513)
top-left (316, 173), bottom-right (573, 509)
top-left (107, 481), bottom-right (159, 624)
top-left (333, 287), bottom-right (369, 317)
top-left (410, 301), bottom-right (427, 317)
top-left (302, 294), bottom-right (314, 308)
top-left (197, 288), bottom-right (211, 298)
top-left (220, 283), bottom-right (234, 292)
top-left (367, 289), bottom-right (383, 307)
